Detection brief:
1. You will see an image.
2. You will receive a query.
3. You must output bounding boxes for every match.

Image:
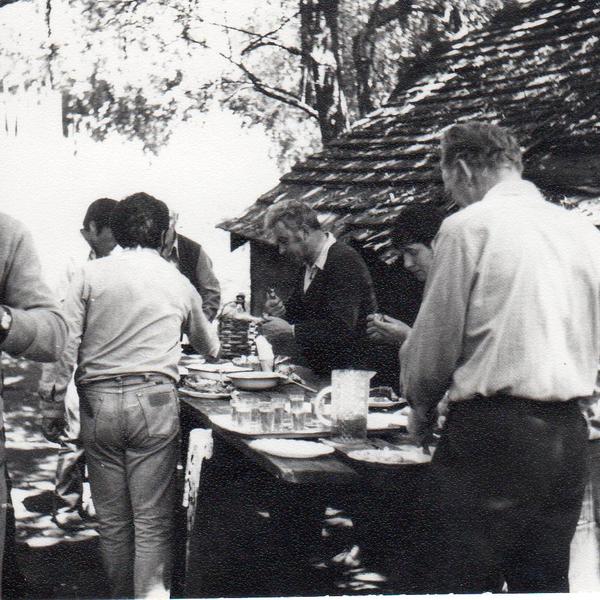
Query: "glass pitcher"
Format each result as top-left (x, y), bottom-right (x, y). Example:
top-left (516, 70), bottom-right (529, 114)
top-left (314, 369), bottom-right (376, 443)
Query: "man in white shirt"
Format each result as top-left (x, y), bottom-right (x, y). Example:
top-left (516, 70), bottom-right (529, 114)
top-left (42, 193), bottom-right (219, 599)
top-left (401, 121), bottom-right (600, 593)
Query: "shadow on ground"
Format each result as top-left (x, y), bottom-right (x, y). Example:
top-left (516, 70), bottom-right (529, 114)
top-left (2, 357), bottom-right (109, 599)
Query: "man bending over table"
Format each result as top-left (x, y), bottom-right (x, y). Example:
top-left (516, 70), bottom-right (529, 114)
top-left (401, 121), bottom-right (600, 593)
top-left (261, 200), bottom-right (377, 375)
top-left (41, 192), bottom-right (219, 599)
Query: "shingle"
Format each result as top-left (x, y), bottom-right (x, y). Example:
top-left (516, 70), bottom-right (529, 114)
top-left (218, 0), bottom-right (600, 258)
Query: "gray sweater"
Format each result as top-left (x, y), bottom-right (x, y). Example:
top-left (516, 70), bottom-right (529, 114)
top-left (0, 212), bottom-right (68, 460)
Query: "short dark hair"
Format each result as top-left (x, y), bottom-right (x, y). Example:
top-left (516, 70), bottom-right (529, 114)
top-left (83, 198), bottom-right (118, 231)
top-left (440, 121), bottom-right (522, 172)
top-left (110, 192), bottom-right (169, 249)
top-left (264, 200), bottom-right (321, 233)
top-left (391, 203), bottom-right (446, 249)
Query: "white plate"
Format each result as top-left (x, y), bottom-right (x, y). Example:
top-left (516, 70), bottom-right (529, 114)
top-left (347, 446), bottom-right (431, 465)
top-left (248, 438), bottom-right (334, 459)
top-left (369, 399), bottom-right (400, 409)
top-left (179, 388), bottom-right (230, 399)
top-left (186, 363), bottom-right (253, 381)
top-left (367, 412), bottom-right (408, 429)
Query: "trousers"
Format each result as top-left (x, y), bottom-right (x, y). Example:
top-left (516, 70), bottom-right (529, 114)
top-left (79, 375), bottom-right (179, 599)
top-left (55, 378), bottom-right (85, 514)
top-left (431, 395), bottom-right (588, 594)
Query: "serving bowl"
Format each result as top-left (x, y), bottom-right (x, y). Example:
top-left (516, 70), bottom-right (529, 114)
top-left (227, 371), bottom-right (283, 391)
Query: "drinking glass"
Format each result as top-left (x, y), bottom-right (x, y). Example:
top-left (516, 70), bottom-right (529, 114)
top-left (249, 396), bottom-right (261, 432)
top-left (289, 391), bottom-right (306, 430)
top-left (271, 394), bottom-right (286, 431)
top-left (236, 394), bottom-right (252, 429)
top-left (259, 400), bottom-right (275, 433)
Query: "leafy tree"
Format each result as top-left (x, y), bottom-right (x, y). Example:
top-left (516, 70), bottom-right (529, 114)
top-left (1, 0), bottom-right (512, 167)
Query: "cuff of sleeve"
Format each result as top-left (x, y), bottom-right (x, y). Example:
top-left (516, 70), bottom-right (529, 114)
top-left (0, 307), bottom-right (36, 357)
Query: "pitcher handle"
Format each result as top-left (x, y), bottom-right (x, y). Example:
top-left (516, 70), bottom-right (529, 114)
top-left (314, 385), bottom-right (333, 427)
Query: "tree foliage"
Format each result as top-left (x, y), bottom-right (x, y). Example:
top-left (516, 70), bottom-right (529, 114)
top-left (1, 0), bottom-right (513, 168)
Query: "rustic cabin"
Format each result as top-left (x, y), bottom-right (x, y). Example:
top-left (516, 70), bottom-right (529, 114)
top-left (218, 0), bottom-right (600, 322)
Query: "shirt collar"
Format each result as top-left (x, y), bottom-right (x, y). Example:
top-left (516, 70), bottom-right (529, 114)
top-left (310, 232), bottom-right (336, 271)
top-left (482, 177), bottom-right (542, 203)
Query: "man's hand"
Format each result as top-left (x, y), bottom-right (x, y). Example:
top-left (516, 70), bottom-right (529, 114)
top-left (40, 397), bottom-right (66, 444)
top-left (407, 407), bottom-right (436, 449)
top-left (261, 316), bottom-right (294, 341)
top-left (264, 292), bottom-right (286, 318)
top-left (366, 313), bottom-right (412, 346)
top-left (42, 416), bottom-right (66, 444)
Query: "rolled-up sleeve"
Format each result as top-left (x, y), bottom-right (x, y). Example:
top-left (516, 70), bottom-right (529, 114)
top-left (400, 222), bottom-right (476, 420)
top-left (195, 246), bottom-right (221, 322)
top-left (1, 224), bottom-right (67, 362)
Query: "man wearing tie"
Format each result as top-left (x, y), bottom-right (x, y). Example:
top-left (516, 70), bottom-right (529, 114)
top-left (261, 200), bottom-right (377, 375)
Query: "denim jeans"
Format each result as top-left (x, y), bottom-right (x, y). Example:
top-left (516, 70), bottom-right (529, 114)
top-left (79, 375), bottom-right (179, 599)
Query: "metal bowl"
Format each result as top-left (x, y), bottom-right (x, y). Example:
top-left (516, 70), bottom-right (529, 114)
top-left (227, 371), bottom-right (283, 391)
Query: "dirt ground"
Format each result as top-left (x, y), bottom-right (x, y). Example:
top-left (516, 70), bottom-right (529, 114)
top-left (3, 356), bottom-right (108, 599)
top-left (3, 355), bottom-right (600, 599)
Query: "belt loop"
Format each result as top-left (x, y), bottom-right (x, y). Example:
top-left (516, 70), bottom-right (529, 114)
top-left (144, 373), bottom-right (150, 382)
top-left (115, 376), bottom-right (122, 383)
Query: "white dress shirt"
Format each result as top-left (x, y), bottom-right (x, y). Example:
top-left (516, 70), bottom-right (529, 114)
top-left (303, 233), bottom-right (336, 292)
top-left (401, 178), bottom-right (600, 418)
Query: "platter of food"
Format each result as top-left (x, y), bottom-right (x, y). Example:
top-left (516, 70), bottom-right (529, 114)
top-left (368, 386), bottom-right (405, 409)
top-left (179, 375), bottom-right (231, 399)
top-left (346, 445), bottom-right (431, 466)
top-left (248, 438), bottom-right (334, 459)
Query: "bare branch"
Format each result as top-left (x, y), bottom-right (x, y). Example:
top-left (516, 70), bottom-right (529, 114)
top-left (218, 52), bottom-right (318, 120)
top-left (241, 40), bottom-right (303, 58)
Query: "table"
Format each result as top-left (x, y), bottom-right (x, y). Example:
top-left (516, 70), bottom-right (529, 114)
top-left (178, 383), bottom-right (441, 597)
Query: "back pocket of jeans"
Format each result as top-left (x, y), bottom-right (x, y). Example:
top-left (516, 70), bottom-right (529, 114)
top-left (80, 392), bottom-right (106, 444)
top-left (138, 386), bottom-right (179, 438)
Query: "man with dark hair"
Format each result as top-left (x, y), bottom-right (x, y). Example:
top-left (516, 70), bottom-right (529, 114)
top-left (160, 212), bottom-right (221, 322)
top-left (401, 121), bottom-right (600, 593)
top-left (40, 198), bottom-right (119, 529)
top-left (367, 203), bottom-right (446, 346)
top-left (0, 213), bottom-right (67, 597)
top-left (42, 192), bottom-right (219, 598)
top-left (261, 199), bottom-right (377, 375)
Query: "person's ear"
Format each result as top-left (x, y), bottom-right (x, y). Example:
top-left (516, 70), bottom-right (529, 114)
top-left (456, 158), bottom-right (474, 186)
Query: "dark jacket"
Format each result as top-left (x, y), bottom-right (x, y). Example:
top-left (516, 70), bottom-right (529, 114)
top-left (285, 241), bottom-right (377, 375)
top-left (175, 234), bottom-right (221, 322)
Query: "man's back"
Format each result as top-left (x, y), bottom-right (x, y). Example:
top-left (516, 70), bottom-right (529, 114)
top-left (72, 248), bottom-right (215, 382)
top-left (438, 179), bottom-right (600, 401)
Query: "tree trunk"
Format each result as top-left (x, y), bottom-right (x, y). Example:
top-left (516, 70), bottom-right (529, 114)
top-left (352, 0), bottom-right (414, 118)
top-left (300, 0), bottom-right (348, 143)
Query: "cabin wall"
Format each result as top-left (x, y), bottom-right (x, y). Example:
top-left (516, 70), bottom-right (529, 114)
top-left (249, 240), bottom-right (301, 315)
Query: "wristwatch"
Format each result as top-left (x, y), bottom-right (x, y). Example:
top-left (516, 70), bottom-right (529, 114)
top-left (0, 306), bottom-right (13, 344)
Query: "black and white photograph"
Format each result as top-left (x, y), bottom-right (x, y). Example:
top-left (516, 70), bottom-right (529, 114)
top-left (0, 0), bottom-right (600, 598)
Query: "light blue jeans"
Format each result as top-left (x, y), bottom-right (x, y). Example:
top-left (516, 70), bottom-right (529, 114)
top-left (79, 375), bottom-right (179, 599)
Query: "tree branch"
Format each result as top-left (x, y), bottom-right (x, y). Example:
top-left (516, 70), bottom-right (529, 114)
top-left (218, 51), bottom-right (318, 120)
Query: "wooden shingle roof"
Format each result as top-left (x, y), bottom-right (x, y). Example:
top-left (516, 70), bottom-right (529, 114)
top-left (218, 0), bottom-right (600, 262)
